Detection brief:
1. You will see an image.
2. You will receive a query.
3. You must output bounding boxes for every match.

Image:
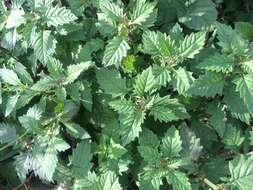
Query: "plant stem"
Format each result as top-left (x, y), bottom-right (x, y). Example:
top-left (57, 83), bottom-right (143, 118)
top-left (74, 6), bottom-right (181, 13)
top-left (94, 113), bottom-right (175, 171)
top-left (203, 178), bottom-right (220, 190)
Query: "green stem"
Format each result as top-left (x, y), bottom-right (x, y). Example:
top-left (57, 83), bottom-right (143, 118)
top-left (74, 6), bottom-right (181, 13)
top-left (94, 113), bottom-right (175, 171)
top-left (0, 131), bottom-right (29, 152)
top-left (203, 178), bottom-right (220, 190)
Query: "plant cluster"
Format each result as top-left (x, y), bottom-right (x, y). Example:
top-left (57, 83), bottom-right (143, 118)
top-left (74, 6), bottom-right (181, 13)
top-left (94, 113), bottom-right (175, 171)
top-left (1, 0), bottom-right (253, 190)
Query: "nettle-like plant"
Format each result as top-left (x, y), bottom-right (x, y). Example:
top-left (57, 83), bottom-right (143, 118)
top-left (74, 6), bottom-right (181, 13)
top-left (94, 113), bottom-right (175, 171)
top-left (1, 0), bottom-right (253, 190)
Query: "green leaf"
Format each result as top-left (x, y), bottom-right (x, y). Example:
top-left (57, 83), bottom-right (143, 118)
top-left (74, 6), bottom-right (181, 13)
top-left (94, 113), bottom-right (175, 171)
top-left (19, 105), bottom-right (42, 131)
top-left (1, 29), bottom-right (18, 50)
top-left (223, 88), bottom-right (251, 124)
top-left (5, 94), bottom-right (19, 117)
top-left (99, 1), bottom-right (124, 22)
top-left (180, 126), bottom-right (203, 161)
top-left (0, 122), bottom-right (16, 144)
top-left (0, 68), bottom-right (21, 86)
top-left (65, 62), bottom-right (93, 84)
top-left (216, 23), bottom-right (247, 55)
top-left (177, 0), bottom-right (217, 30)
top-left (72, 141), bottom-right (92, 178)
top-left (234, 74), bottom-right (253, 114)
top-left (142, 30), bottom-right (175, 61)
top-left (161, 126), bottom-right (182, 158)
top-left (96, 68), bottom-right (128, 97)
top-left (198, 53), bottom-right (234, 73)
top-left (178, 32), bottom-right (206, 59)
top-left (167, 171), bottom-right (191, 190)
top-left (172, 68), bottom-right (195, 95)
top-left (102, 37), bottom-right (130, 67)
top-left (229, 155), bottom-right (253, 190)
top-left (223, 124), bottom-right (245, 149)
top-left (31, 76), bottom-right (55, 92)
top-left (32, 30), bottom-right (57, 65)
top-left (149, 96), bottom-right (190, 122)
top-left (44, 6), bottom-right (77, 27)
top-left (139, 129), bottom-right (159, 148)
top-left (12, 62), bottom-right (33, 85)
top-left (74, 171), bottom-right (122, 190)
top-left (188, 72), bottom-right (224, 97)
top-left (120, 110), bottom-right (145, 145)
top-left (108, 139), bottom-right (127, 159)
top-left (152, 65), bottom-right (171, 87)
top-left (98, 171), bottom-right (122, 190)
top-left (109, 99), bottom-right (135, 114)
top-left (63, 122), bottom-right (90, 140)
top-left (242, 60), bottom-right (253, 74)
top-left (6, 8), bottom-right (26, 29)
top-left (235, 22), bottom-right (253, 40)
top-left (210, 108), bottom-right (226, 137)
top-left (138, 145), bottom-right (159, 164)
top-left (130, 0), bottom-right (157, 28)
top-left (134, 67), bottom-right (156, 96)
top-left (32, 148), bottom-right (58, 182)
top-left (77, 38), bottom-right (104, 62)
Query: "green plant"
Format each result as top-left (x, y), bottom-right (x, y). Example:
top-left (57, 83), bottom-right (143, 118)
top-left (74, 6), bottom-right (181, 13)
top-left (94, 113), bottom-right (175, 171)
top-left (1, 0), bottom-right (253, 189)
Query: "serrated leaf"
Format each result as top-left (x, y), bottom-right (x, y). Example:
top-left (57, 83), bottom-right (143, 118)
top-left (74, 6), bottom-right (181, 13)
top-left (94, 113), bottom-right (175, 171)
top-left (32, 30), bottom-right (57, 65)
top-left (5, 94), bottom-right (19, 117)
top-left (120, 110), bottom-right (145, 145)
top-left (74, 171), bottom-right (122, 190)
top-left (177, 0), bottom-right (217, 30)
top-left (188, 72), bottom-right (224, 97)
top-left (139, 128), bottom-right (159, 147)
top-left (242, 60), bottom-right (253, 74)
top-left (172, 68), bottom-right (195, 95)
top-left (72, 141), bottom-right (92, 178)
top-left (32, 148), bottom-right (58, 182)
top-left (1, 29), bottom-right (18, 50)
top-left (180, 126), bottom-right (203, 161)
top-left (134, 67), bottom-right (155, 96)
top-left (138, 145), bottom-right (159, 164)
top-left (167, 171), bottom-right (191, 190)
top-left (235, 22), bottom-right (253, 40)
top-left (102, 37), bottom-right (130, 67)
top-left (63, 122), bottom-right (90, 140)
top-left (31, 76), bottom-right (55, 92)
top-left (142, 30), bottom-right (175, 61)
top-left (130, 0), bottom-right (157, 28)
top-left (12, 62), bottom-right (33, 85)
top-left (223, 124), bottom-right (245, 149)
top-left (109, 99), bottom-right (135, 114)
top-left (198, 53), bottom-right (234, 73)
top-left (152, 65), bottom-right (171, 87)
top-left (224, 88), bottom-right (251, 124)
top-left (207, 103), bottom-right (226, 137)
top-left (178, 32), bottom-right (206, 59)
top-left (99, 1), bottom-right (124, 22)
top-left (216, 23), bottom-right (247, 55)
top-left (6, 8), bottom-right (26, 29)
top-left (0, 122), bottom-right (16, 144)
top-left (0, 68), bottom-right (21, 86)
top-left (65, 62), bottom-right (93, 84)
top-left (96, 68), bottom-right (127, 97)
top-left (229, 155), bottom-right (253, 190)
top-left (234, 74), bottom-right (253, 114)
top-left (149, 96), bottom-right (190, 122)
top-left (44, 6), bottom-right (77, 27)
top-left (161, 126), bottom-right (182, 158)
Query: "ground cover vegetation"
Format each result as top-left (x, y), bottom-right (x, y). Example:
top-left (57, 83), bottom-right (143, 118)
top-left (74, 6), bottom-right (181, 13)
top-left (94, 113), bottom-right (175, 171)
top-left (1, 0), bottom-right (253, 189)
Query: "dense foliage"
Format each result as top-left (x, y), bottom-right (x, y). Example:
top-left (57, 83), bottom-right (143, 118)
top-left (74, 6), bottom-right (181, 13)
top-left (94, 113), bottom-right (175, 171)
top-left (1, 0), bottom-right (253, 189)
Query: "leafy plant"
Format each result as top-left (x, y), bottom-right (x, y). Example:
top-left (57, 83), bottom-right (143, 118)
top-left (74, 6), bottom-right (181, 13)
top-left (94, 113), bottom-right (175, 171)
top-left (1, 0), bottom-right (253, 190)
